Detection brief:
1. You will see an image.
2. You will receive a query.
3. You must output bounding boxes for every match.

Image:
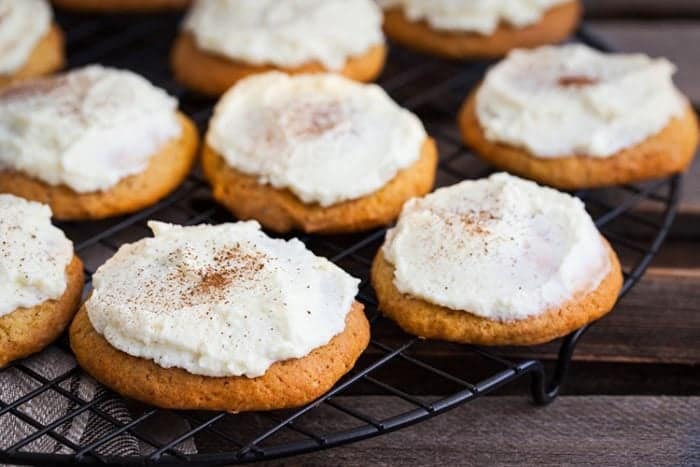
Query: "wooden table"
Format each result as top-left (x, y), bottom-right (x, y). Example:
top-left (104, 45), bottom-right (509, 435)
top-left (259, 13), bottom-right (700, 467)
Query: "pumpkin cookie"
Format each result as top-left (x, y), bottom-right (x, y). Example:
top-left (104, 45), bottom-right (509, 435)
top-left (52, 0), bottom-right (189, 12)
top-left (171, 0), bottom-right (386, 95)
top-left (0, 66), bottom-right (199, 220)
top-left (203, 72), bottom-right (437, 234)
top-left (371, 173), bottom-right (623, 346)
top-left (0, 0), bottom-right (64, 87)
top-left (459, 45), bottom-right (699, 189)
top-left (70, 221), bottom-right (369, 411)
top-left (0, 195), bottom-right (83, 367)
top-left (380, 0), bottom-right (580, 59)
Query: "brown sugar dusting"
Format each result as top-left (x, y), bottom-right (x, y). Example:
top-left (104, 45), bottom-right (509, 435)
top-left (557, 75), bottom-right (598, 87)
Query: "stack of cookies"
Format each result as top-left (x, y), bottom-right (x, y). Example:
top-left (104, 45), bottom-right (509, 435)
top-left (0, 0), bottom-right (695, 414)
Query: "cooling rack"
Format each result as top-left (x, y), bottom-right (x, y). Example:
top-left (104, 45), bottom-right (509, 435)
top-left (0, 11), bottom-right (683, 466)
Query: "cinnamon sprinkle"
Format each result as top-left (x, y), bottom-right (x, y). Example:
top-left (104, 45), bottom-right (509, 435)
top-left (162, 244), bottom-right (268, 307)
top-left (557, 75), bottom-right (598, 87)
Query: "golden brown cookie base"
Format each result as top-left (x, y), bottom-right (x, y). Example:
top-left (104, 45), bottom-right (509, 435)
top-left (0, 256), bottom-right (83, 367)
top-left (52, 0), bottom-right (189, 12)
top-left (0, 24), bottom-right (64, 87)
top-left (371, 241), bottom-right (622, 346)
top-left (383, 1), bottom-right (581, 59)
top-left (459, 89), bottom-right (700, 189)
top-left (171, 32), bottom-right (387, 96)
top-left (70, 302), bottom-right (370, 411)
top-left (202, 139), bottom-right (438, 234)
top-left (0, 113), bottom-right (199, 221)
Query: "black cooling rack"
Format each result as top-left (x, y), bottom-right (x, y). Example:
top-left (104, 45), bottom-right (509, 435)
top-left (0, 11), bottom-right (683, 466)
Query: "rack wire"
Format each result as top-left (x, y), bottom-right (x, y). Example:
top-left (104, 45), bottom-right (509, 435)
top-left (0, 11), bottom-right (683, 466)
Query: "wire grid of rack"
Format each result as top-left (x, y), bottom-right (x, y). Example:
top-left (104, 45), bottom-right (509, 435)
top-left (0, 11), bottom-right (683, 467)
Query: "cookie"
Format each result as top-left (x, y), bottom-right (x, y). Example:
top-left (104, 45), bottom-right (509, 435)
top-left (203, 72), bottom-right (436, 233)
top-left (0, 195), bottom-right (83, 366)
top-left (0, 113), bottom-right (198, 220)
top-left (460, 91), bottom-right (699, 189)
top-left (372, 246), bottom-right (621, 346)
top-left (459, 45), bottom-right (699, 189)
top-left (1, 256), bottom-right (83, 367)
top-left (0, 0), bottom-right (63, 87)
top-left (171, 0), bottom-right (386, 95)
top-left (372, 173), bottom-right (623, 345)
top-left (70, 221), bottom-right (369, 411)
top-left (52, 0), bottom-right (189, 12)
top-left (381, 1), bottom-right (580, 59)
top-left (0, 24), bottom-right (64, 87)
top-left (0, 66), bottom-right (199, 220)
top-left (172, 34), bottom-right (386, 97)
top-left (202, 138), bottom-right (437, 234)
top-left (70, 302), bottom-right (368, 411)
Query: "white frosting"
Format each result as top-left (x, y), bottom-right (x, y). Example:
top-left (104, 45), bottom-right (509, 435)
top-left (0, 195), bottom-right (73, 317)
top-left (382, 173), bottom-right (610, 322)
top-left (0, 65), bottom-right (181, 193)
top-left (207, 72), bottom-right (426, 206)
top-left (0, 0), bottom-right (51, 75)
top-left (85, 221), bottom-right (360, 378)
top-left (476, 44), bottom-right (687, 158)
top-left (183, 0), bottom-right (384, 71)
top-left (379, 0), bottom-right (569, 34)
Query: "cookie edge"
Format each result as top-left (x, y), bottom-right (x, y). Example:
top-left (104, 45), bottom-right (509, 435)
top-left (70, 301), bottom-right (370, 411)
top-left (0, 112), bottom-right (199, 220)
top-left (171, 32), bottom-right (387, 96)
top-left (202, 138), bottom-right (438, 234)
top-left (371, 239), bottom-right (623, 346)
top-left (459, 87), bottom-right (700, 189)
top-left (0, 255), bottom-right (84, 367)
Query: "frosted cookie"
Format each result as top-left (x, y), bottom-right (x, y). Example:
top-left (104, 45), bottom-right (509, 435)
top-left (460, 44), bottom-right (699, 189)
top-left (0, 195), bottom-right (83, 366)
top-left (379, 0), bottom-right (580, 59)
top-left (70, 221), bottom-right (369, 411)
top-left (203, 72), bottom-right (437, 234)
top-left (0, 65), bottom-right (199, 220)
top-left (52, 0), bottom-right (189, 12)
top-left (0, 0), bottom-right (64, 87)
top-left (371, 173), bottom-right (623, 346)
top-left (171, 0), bottom-right (387, 96)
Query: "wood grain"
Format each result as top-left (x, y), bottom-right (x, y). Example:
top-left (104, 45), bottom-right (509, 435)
top-left (245, 396), bottom-right (700, 467)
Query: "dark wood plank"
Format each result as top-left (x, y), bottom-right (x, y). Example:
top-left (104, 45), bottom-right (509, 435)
top-left (255, 396), bottom-right (700, 467)
top-left (584, 0), bottom-right (700, 18)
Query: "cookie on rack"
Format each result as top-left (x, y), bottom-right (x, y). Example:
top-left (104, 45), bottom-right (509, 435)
top-left (0, 65), bottom-right (199, 220)
top-left (203, 72), bottom-right (437, 234)
top-left (371, 173), bottom-right (623, 346)
top-left (459, 44), bottom-right (699, 189)
top-left (379, 0), bottom-right (580, 59)
top-left (52, 0), bottom-right (189, 12)
top-left (70, 220), bottom-right (369, 411)
top-left (0, 0), bottom-right (64, 88)
top-left (171, 0), bottom-right (387, 96)
top-left (0, 195), bottom-right (83, 367)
